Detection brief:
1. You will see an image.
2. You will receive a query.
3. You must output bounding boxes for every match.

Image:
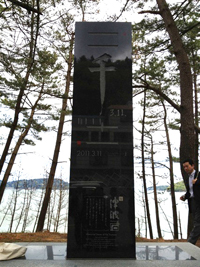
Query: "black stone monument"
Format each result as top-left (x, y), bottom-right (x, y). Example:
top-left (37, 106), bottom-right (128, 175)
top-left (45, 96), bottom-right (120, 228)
top-left (67, 22), bottom-right (135, 258)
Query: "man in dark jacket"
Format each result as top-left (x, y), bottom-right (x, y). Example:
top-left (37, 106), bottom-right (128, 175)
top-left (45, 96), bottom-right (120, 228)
top-left (180, 159), bottom-right (200, 244)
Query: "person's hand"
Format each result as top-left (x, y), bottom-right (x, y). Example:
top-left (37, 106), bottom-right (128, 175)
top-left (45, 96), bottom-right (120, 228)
top-left (193, 178), bottom-right (197, 184)
top-left (180, 195), bottom-right (185, 201)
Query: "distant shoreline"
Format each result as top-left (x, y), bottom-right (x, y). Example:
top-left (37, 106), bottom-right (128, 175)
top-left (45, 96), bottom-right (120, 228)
top-left (0, 178), bottom-right (69, 190)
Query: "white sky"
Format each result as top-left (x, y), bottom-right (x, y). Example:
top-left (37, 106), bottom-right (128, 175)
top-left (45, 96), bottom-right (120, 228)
top-left (0, 0), bottom-right (185, 185)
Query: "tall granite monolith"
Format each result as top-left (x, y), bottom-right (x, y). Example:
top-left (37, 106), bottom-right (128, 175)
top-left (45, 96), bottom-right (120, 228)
top-left (67, 22), bottom-right (135, 258)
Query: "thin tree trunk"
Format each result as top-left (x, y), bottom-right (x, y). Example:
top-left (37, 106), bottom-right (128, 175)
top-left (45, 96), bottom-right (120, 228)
top-left (54, 181), bottom-right (64, 232)
top-left (64, 191), bottom-right (69, 233)
top-left (0, 190), bottom-right (15, 230)
top-left (162, 100), bottom-right (178, 239)
top-left (141, 188), bottom-right (148, 238)
top-left (9, 178), bottom-right (20, 233)
top-left (46, 200), bottom-right (51, 231)
top-left (142, 192), bottom-right (148, 238)
top-left (22, 182), bottom-right (34, 232)
top-left (0, 196), bottom-right (13, 228)
top-left (48, 188), bottom-right (56, 231)
top-left (15, 188), bottom-right (27, 232)
top-left (178, 212), bottom-right (182, 240)
top-left (141, 91), bottom-right (153, 239)
top-left (159, 203), bottom-right (173, 237)
top-left (137, 217), bottom-right (141, 237)
top-left (150, 136), bottom-right (162, 238)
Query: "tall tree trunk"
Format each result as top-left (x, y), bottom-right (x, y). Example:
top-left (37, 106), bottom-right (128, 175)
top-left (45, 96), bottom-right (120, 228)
top-left (156, 0), bottom-right (194, 238)
top-left (156, 0), bottom-right (194, 177)
top-left (141, 91), bottom-right (153, 239)
top-left (192, 49), bottom-right (199, 172)
top-left (150, 135), bottom-right (162, 238)
top-left (36, 34), bottom-right (74, 232)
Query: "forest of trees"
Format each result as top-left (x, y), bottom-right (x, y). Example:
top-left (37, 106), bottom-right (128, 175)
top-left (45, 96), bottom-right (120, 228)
top-left (0, 0), bottom-right (200, 239)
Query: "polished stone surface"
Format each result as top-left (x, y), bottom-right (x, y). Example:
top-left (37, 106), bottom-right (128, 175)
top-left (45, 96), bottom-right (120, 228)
top-left (1, 243), bottom-right (200, 267)
top-left (8, 243), bottom-right (197, 261)
top-left (136, 245), bottom-right (195, 260)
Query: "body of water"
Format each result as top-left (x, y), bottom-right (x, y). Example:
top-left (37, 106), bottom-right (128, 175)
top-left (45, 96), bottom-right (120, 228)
top-left (0, 188), bottom-right (188, 240)
top-left (135, 190), bottom-right (188, 239)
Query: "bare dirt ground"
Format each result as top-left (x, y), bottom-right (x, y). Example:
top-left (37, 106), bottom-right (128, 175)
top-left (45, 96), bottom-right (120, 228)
top-left (0, 232), bottom-right (200, 248)
top-left (0, 232), bottom-right (67, 243)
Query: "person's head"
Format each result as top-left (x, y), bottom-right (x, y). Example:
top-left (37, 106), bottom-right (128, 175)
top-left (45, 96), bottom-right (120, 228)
top-left (182, 159), bottom-right (195, 174)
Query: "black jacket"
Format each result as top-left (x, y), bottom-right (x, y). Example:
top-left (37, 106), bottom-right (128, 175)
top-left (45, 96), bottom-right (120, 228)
top-left (185, 171), bottom-right (200, 203)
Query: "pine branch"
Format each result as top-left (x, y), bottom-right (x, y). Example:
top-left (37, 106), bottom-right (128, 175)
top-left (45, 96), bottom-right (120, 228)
top-left (114, 0), bottom-right (131, 22)
top-left (181, 21), bottom-right (200, 35)
top-left (7, 0), bottom-right (42, 15)
top-left (133, 82), bottom-right (180, 112)
top-left (138, 10), bottom-right (161, 15)
top-left (133, 82), bottom-right (200, 134)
